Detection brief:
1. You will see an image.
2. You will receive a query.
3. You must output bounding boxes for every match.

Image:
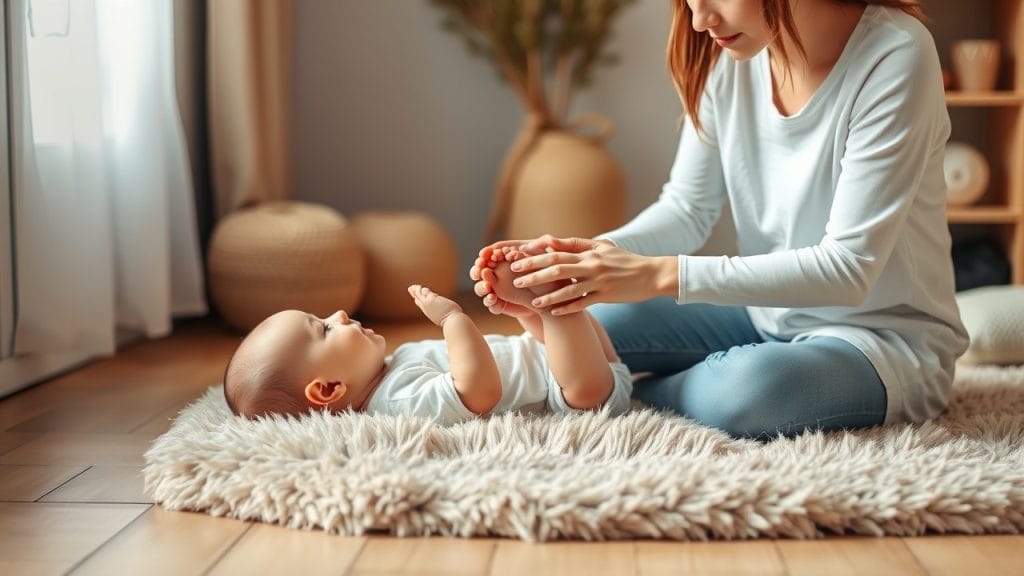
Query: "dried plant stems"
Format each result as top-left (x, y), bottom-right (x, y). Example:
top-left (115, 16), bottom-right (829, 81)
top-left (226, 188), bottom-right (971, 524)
top-left (429, 0), bottom-right (637, 240)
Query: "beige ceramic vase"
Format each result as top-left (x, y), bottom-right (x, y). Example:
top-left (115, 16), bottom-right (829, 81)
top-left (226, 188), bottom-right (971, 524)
top-left (506, 117), bottom-right (626, 240)
top-left (952, 39), bottom-right (1001, 92)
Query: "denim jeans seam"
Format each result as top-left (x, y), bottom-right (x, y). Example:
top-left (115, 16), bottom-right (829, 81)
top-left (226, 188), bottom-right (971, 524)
top-left (786, 410), bottom-right (887, 431)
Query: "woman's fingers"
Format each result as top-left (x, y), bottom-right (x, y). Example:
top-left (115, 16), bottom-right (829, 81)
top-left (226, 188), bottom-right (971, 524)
top-left (479, 239), bottom-right (528, 258)
top-left (551, 295), bottom-right (594, 316)
top-left (529, 280), bottom-right (594, 309)
top-left (508, 250), bottom-right (579, 274)
top-left (520, 235), bottom-right (600, 255)
top-left (512, 262), bottom-right (588, 289)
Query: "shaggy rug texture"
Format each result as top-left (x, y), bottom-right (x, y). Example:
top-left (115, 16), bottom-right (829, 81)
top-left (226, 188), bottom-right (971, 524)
top-left (143, 365), bottom-right (1024, 541)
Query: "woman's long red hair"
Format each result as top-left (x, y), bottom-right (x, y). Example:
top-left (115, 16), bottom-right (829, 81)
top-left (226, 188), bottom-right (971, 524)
top-left (668, 0), bottom-right (926, 134)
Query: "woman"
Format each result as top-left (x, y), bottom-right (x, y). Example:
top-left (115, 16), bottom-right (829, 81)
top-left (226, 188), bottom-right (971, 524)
top-left (471, 0), bottom-right (968, 438)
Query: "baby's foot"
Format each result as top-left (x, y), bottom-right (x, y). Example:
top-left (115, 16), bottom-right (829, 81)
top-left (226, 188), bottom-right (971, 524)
top-left (488, 248), bottom-right (563, 310)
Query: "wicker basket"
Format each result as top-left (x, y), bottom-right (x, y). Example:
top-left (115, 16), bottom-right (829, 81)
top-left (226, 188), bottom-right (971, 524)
top-left (207, 202), bottom-right (366, 331)
top-left (351, 211), bottom-right (458, 320)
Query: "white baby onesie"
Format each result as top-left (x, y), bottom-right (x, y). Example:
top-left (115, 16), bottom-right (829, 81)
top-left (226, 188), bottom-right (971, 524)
top-left (364, 332), bottom-right (633, 425)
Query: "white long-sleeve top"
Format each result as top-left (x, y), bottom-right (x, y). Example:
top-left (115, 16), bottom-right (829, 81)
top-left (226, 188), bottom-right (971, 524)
top-left (602, 5), bottom-right (968, 424)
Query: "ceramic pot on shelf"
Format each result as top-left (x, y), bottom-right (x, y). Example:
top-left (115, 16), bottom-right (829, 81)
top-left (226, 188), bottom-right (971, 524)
top-left (952, 39), bottom-right (1001, 92)
top-left (944, 142), bottom-right (990, 206)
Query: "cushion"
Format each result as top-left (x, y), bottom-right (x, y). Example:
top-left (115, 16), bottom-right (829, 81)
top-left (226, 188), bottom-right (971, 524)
top-left (956, 285), bottom-right (1024, 365)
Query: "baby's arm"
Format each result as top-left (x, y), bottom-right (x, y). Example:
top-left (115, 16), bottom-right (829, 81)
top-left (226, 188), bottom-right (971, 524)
top-left (488, 251), bottom-right (614, 410)
top-left (408, 285), bottom-right (501, 415)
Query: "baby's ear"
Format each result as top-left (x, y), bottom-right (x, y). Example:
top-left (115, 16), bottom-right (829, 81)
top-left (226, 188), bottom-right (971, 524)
top-left (304, 380), bottom-right (347, 406)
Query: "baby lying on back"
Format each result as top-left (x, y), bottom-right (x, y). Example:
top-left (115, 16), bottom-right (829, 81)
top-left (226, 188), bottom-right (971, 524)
top-left (223, 247), bottom-right (632, 424)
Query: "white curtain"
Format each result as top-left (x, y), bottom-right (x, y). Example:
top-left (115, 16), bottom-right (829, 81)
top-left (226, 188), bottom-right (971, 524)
top-left (10, 0), bottom-right (205, 357)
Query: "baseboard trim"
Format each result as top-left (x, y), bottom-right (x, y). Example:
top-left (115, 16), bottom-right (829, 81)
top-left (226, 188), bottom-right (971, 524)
top-left (0, 330), bottom-right (143, 399)
top-left (0, 350), bottom-right (100, 399)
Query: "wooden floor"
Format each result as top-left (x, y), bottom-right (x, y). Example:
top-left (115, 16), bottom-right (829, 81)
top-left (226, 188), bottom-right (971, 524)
top-left (1, 299), bottom-right (1022, 576)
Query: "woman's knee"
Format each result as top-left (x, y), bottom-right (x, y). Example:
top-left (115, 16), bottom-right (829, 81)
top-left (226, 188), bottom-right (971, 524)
top-left (682, 339), bottom-right (886, 438)
top-left (682, 346), bottom-right (801, 438)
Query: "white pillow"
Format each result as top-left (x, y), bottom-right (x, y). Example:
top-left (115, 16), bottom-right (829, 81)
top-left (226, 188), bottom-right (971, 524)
top-left (956, 286), bottom-right (1024, 365)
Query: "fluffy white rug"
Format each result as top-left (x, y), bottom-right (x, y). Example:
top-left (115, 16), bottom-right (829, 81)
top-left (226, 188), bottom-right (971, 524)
top-left (143, 365), bottom-right (1024, 541)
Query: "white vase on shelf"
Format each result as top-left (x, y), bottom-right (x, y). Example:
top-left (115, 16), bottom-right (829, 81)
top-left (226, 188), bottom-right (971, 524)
top-left (943, 142), bottom-right (990, 206)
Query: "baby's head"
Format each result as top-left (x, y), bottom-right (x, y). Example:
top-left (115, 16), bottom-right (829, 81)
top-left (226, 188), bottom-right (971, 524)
top-left (223, 309), bottom-right (387, 418)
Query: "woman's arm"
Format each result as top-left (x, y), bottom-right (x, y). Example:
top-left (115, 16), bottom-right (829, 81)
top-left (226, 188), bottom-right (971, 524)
top-left (483, 41), bottom-right (947, 311)
top-left (670, 43), bottom-right (948, 308)
top-left (470, 92), bottom-right (728, 315)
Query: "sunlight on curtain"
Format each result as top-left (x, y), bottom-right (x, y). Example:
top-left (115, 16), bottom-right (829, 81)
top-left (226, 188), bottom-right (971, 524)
top-left (11, 0), bottom-right (206, 357)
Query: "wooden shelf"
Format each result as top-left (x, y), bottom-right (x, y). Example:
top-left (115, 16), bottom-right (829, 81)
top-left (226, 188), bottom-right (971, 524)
top-left (945, 91), bottom-right (1024, 106)
top-left (936, 0), bottom-right (1024, 284)
top-left (947, 206), bottom-right (1022, 224)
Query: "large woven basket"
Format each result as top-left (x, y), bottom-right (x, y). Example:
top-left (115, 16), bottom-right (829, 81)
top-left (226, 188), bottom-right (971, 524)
top-left (208, 202), bottom-right (366, 331)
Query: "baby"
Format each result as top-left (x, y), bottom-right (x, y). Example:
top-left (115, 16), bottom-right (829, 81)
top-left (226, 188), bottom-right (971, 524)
top-left (223, 248), bottom-right (632, 423)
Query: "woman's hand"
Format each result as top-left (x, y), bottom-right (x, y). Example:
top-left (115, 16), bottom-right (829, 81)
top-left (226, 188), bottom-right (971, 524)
top-left (505, 235), bottom-right (679, 315)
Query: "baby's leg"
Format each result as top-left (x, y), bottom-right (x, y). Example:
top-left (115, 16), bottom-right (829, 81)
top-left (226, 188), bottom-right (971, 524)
top-left (490, 249), bottom-right (613, 410)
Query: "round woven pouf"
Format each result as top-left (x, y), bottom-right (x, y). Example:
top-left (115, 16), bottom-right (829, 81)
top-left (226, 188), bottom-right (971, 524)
top-left (207, 202), bottom-right (366, 331)
top-left (351, 211), bottom-right (459, 320)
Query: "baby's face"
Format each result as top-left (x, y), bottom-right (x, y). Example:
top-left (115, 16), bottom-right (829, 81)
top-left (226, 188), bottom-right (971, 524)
top-left (260, 309), bottom-right (387, 390)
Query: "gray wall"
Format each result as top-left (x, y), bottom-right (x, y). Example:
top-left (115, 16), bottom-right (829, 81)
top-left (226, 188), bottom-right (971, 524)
top-left (292, 0), bottom-right (718, 287)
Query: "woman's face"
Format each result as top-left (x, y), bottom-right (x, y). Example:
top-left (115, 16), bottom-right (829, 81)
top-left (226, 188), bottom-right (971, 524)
top-left (687, 0), bottom-right (772, 61)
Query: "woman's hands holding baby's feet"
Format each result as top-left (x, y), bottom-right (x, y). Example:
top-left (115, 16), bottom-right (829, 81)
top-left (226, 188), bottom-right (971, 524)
top-left (473, 246), bottom-right (570, 316)
top-left (408, 284), bottom-right (464, 327)
top-left (473, 247), bottom-right (534, 317)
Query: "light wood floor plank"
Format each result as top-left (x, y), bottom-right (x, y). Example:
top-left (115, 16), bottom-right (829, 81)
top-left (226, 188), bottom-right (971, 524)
top-left (349, 535), bottom-right (497, 575)
top-left (69, 506), bottom-right (250, 576)
top-left (0, 380), bottom-right (94, 430)
top-left (0, 431), bottom-right (40, 455)
top-left (132, 400), bottom-right (205, 440)
top-left (635, 540), bottom-right (785, 575)
top-left (777, 537), bottom-right (926, 576)
top-left (490, 541), bottom-right (637, 576)
top-left (10, 358), bottom-right (221, 434)
top-left (39, 465), bottom-right (149, 503)
top-left (208, 524), bottom-right (366, 576)
top-left (0, 432), bottom-right (154, 466)
top-left (903, 535), bottom-right (1024, 576)
top-left (0, 464), bottom-right (87, 502)
top-left (0, 502), bottom-right (147, 576)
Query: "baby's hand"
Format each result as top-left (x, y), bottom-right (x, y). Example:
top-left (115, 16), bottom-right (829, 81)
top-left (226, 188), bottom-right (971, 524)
top-left (408, 285), bottom-right (463, 327)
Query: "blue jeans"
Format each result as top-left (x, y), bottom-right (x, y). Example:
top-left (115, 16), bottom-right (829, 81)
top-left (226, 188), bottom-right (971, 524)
top-left (590, 298), bottom-right (887, 439)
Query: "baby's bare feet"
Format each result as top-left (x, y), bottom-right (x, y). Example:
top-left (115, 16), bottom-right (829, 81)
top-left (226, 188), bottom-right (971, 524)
top-left (490, 261), bottom-right (544, 308)
top-left (488, 248), bottom-right (565, 310)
